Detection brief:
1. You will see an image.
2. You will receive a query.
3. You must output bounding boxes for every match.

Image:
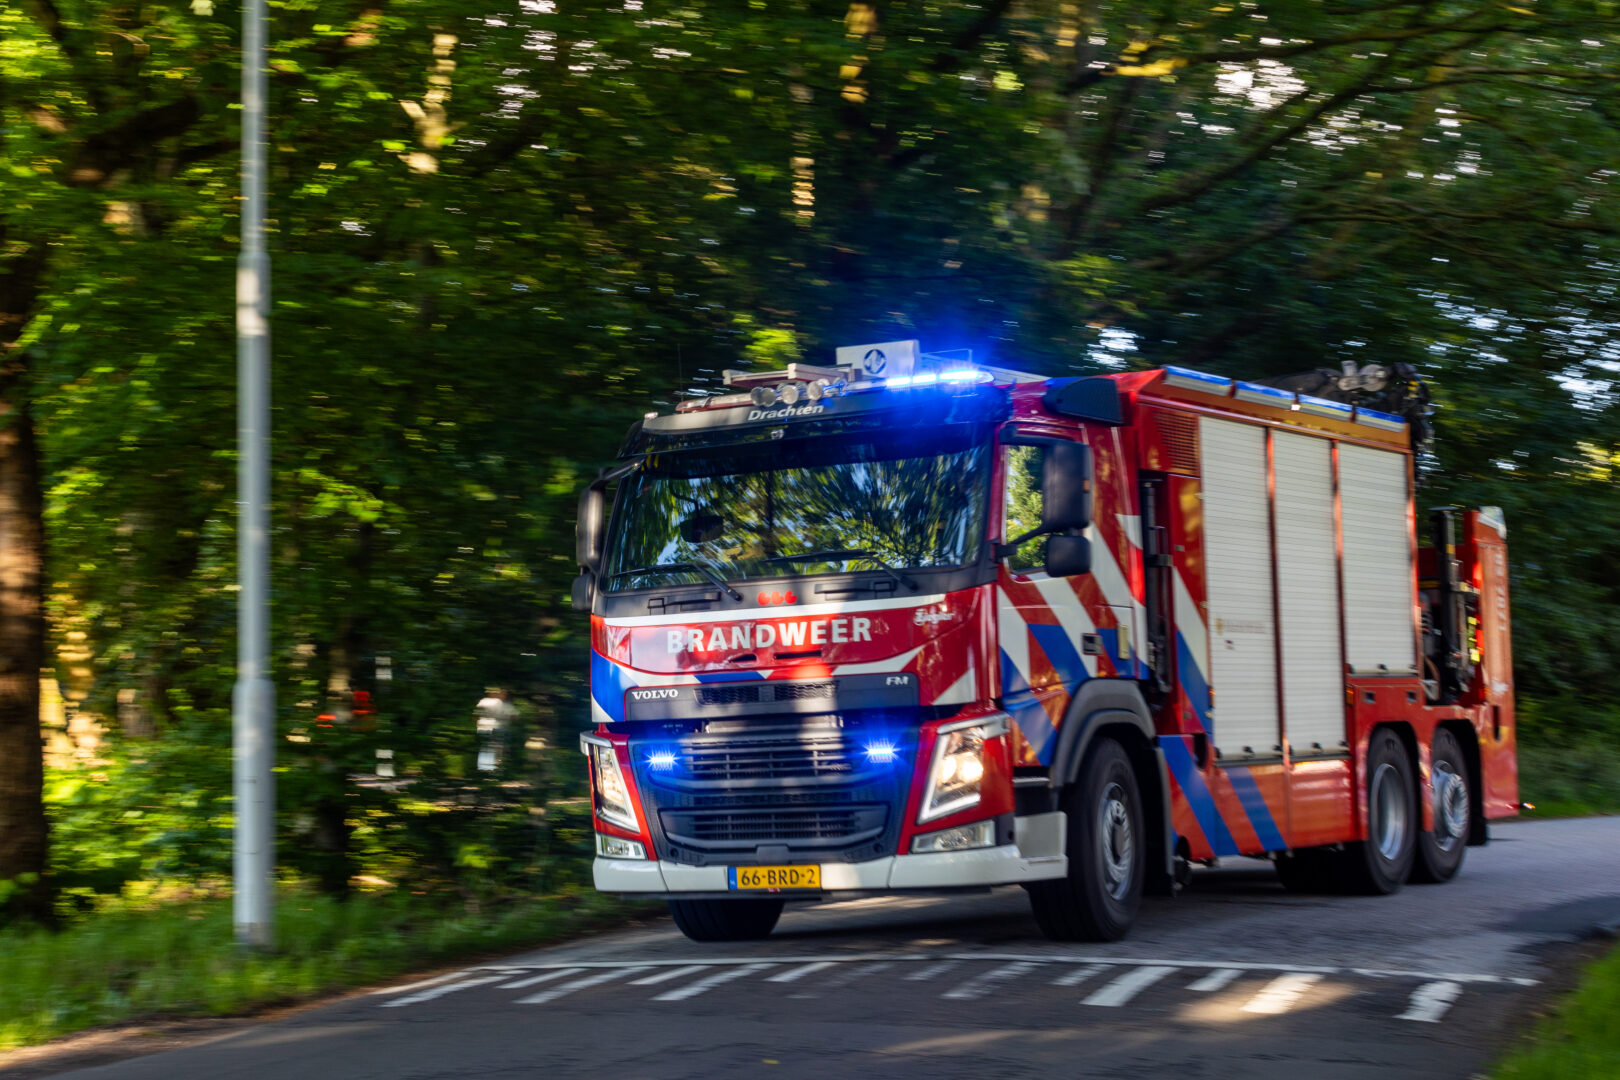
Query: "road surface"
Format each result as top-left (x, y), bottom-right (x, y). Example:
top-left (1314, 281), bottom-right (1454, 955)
top-left (17, 817), bottom-right (1620, 1080)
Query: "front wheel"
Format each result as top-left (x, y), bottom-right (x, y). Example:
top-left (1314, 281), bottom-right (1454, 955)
top-left (1411, 728), bottom-right (1470, 884)
top-left (667, 898), bottom-right (784, 942)
top-left (1026, 738), bottom-right (1145, 941)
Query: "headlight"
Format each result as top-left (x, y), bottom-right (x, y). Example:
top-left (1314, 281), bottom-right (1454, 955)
top-left (919, 714), bottom-right (1007, 823)
top-left (585, 739), bottom-right (638, 831)
top-left (596, 833), bottom-right (646, 859)
top-left (911, 819), bottom-right (996, 854)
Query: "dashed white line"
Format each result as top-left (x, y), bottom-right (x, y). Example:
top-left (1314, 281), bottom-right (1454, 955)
top-left (630, 964), bottom-right (711, 986)
top-left (1242, 973), bottom-right (1323, 1015)
top-left (516, 966), bottom-right (650, 1005)
top-left (370, 970), bottom-right (474, 997)
top-left (943, 961), bottom-right (1042, 1001)
top-left (498, 967), bottom-right (587, 990)
top-left (379, 975), bottom-right (506, 1008)
top-left (1397, 980), bottom-right (1464, 1022)
top-left (819, 961), bottom-right (893, 988)
top-left (1188, 968), bottom-right (1243, 993)
top-left (905, 960), bottom-right (961, 982)
top-left (653, 962), bottom-right (776, 1002)
top-left (768, 961), bottom-right (839, 984)
top-left (1052, 963), bottom-right (1112, 988)
top-left (1083, 965), bottom-right (1175, 1007)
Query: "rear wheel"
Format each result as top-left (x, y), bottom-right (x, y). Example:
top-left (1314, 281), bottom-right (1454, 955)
top-left (1026, 738), bottom-right (1144, 941)
top-left (1411, 728), bottom-right (1470, 884)
top-left (1335, 728), bottom-right (1417, 895)
top-left (667, 898), bottom-right (784, 942)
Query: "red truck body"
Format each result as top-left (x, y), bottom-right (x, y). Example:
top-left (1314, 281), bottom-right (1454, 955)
top-left (576, 355), bottom-right (1517, 940)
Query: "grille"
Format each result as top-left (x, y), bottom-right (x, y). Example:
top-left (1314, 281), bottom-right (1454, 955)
top-left (775, 681), bottom-right (833, 701)
top-left (695, 685), bottom-right (762, 706)
top-left (682, 730), bottom-right (855, 782)
top-left (1153, 409), bottom-right (1200, 473)
top-left (662, 806), bottom-right (885, 845)
top-left (693, 681), bottom-right (833, 708)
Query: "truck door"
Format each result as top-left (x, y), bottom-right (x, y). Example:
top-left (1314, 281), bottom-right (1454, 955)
top-left (996, 430), bottom-right (1138, 767)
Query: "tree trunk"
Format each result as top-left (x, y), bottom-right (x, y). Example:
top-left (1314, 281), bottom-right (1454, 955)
top-left (0, 242), bottom-right (52, 923)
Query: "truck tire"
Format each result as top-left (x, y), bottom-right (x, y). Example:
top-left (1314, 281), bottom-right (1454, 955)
top-left (1411, 727), bottom-right (1469, 884)
top-left (1026, 738), bottom-right (1144, 941)
top-left (667, 898), bottom-right (784, 942)
top-left (1336, 728), bottom-right (1417, 895)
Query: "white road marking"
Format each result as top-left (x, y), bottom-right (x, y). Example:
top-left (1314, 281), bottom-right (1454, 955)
top-left (767, 961), bottom-right (838, 984)
top-left (1354, 967), bottom-right (1537, 987)
top-left (1241, 973), bottom-right (1323, 1015)
top-left (943, 961), bottom-right (1042, 1001)
top-left (1083, 965), bottom-right (1175, 1007)
top-left (516, 966), bottom-right (650, 1005)
top-left (498, 967), bottom-right (587, 990)
top-left (958, 954), bottom-right (1536, 986)
top-left (370, 970), bottom-right (474, 997)
top-left (1397, 980), bottom-right (1464, 1022)
top-left (653, 962), bottom-right (776, 1002)
top-left (820, 961), bottom-right (893, 988)
top-left (904, 960), bottom-right (961, 982)
top-left (1052, 963), bottom-right (1112, 987)
top-left (379, 975), bottom-right (506, 1008)
top-left (630, 964), bottom-right (711, 986)
top-left (1188, 968), bottom-right (1243, 993)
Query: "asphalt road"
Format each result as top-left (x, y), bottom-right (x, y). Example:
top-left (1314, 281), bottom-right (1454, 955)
top-left (27, 817), bottom-right (1620, 1080)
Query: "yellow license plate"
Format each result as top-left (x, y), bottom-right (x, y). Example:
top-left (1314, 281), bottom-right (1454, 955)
top-left (730, 864), bottom-right (821, 891)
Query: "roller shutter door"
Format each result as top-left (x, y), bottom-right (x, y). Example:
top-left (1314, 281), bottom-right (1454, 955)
top-left (1198, 417), bottom-right (1279, 758)
top-left (1272, 432), bottom-right (1345, 753)
top-left (1339, 443), bottom-right (1417, 674)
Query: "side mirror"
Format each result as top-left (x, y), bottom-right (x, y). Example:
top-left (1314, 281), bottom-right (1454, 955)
top-left (1041, 442), bottom-right (1092, 532)
top-left (1046, 534), bottom-right (1092, 578)
top-left (576, 486), bottom-right (606, 571)
top-left (571, 571), bottom-right (596, 613)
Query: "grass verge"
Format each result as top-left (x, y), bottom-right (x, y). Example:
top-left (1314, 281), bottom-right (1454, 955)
top-left (0, 887), bottom-right (655, 1052)
top-left (1494, 940), bottom-right (1620, 1078)
top-left (1516, 734), bottom-right (1620, 819)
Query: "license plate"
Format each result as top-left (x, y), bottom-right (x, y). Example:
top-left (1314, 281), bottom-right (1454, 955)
top-left (729, 864), bottom-right (821, 891)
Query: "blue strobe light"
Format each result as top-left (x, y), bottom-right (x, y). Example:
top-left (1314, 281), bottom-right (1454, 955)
top-left (864, 740), bottom-right (898, 765)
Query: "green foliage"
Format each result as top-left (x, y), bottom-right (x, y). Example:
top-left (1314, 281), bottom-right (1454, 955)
top-left (0, 886), bottom-right (652, 1051)
top-left (1494, 942), bottom-right (1620, 1079)
top-left (2, 0), bottom-right (1617, 927)
top-left (1515, 702), bottom-right (1620, 819)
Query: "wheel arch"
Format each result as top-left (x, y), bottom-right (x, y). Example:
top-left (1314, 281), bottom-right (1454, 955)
top-left (1050, 680), bottom-right (1175, 896)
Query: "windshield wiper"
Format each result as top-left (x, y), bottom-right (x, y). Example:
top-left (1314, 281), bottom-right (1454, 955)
top-left (767, 549), bottom-right (918, 591)
top-left (609, 560), bottom-right (744, 602)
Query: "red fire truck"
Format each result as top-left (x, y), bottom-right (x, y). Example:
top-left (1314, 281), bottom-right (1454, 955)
top-left (571, 344), bottom-right (1518, 942)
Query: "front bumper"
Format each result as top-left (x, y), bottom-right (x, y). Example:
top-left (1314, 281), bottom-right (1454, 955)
top-left (593, 812), bottom-right (1067, 895)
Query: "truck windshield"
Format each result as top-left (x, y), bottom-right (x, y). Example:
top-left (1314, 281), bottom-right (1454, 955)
top-left (603, 426), bottom-right (991, 592)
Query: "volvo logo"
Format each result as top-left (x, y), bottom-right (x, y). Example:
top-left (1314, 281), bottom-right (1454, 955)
top-left (628, 688), bottom-right (681, 701)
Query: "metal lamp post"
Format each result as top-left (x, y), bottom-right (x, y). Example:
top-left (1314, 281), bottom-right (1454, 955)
top-left (234, 0), bottom-right (275, 950)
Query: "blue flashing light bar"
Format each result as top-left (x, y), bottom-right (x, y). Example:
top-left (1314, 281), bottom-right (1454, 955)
top-left (1233, 381), bottom-right (1296, 407)
top-left (880, 369), bottom-right (994, 389)
top-left (1163, 366), bottom-right (1234, 394)
top-left (1353, 406), bottom-right (1408, 431)
top-left (864, 740), bottom-right (899, 765)
top-left (646, 750), bottom-right (677, 770)
top-left (1296, 394), bottom-right (1354, 420)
